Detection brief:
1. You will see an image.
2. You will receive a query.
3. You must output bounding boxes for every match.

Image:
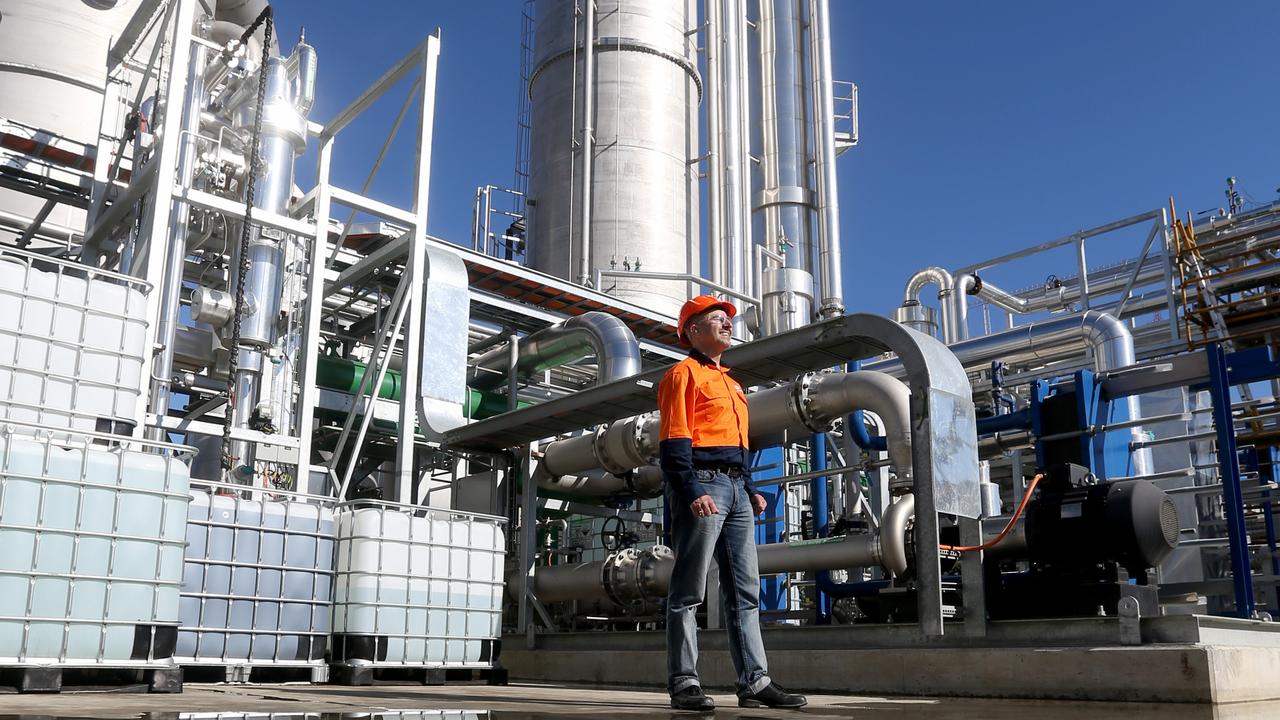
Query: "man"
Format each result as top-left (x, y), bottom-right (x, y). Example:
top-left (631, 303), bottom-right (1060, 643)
top-left (658, 294), bottom-right (808, 711)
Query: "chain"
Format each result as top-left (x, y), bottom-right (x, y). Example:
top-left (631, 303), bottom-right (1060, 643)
top-left (222, 8), bottom-right (274, 472)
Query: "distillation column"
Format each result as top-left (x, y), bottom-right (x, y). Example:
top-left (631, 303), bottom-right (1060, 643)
top-left (526, 0), bottom-right (701, 319)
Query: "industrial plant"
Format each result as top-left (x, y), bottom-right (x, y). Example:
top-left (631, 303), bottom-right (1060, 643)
top-left (0, 0), bottom-right (1278, 714)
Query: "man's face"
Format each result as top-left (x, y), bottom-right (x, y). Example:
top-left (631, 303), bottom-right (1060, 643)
top-left (687, 309), bottom-right (733, 354)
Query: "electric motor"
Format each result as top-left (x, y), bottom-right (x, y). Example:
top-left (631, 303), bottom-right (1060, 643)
top-left (1024, 469), bottom-right (1179, 573)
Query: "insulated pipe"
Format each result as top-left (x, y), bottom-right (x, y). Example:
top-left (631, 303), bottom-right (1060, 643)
top-left (704, 0), bottom-right (726, 287)
top-left (535, 465), bottom-right (664, 498)
top-left (879, 492), bottom-right (914, 577)
top-left (901, 267), bottom-right (955, 342)
top-left (960, 258), bottom-right (1170, 323)
top-left (469, 311), bottom-right (641, 390)
top-left (953, 273), bottom-right (978, 341)
top-left (147, 44), bottom-right (207, 439)
top-left (755, 0), bottom-right (818, 336)
top-left (575, 0), bottom-right (595, 287)
top-left (809, 0), bottom-right (844, 317)
top-left (866, 310), bottom-right (1136, 378)
top-left (519, 531), bottom-right (880, 605)
top-left (538, 369), bottom-right (912, 493)
top-left (866, 310), bottom-right (1150, 476)
top-left (721, 0), bottom-right (751, 298)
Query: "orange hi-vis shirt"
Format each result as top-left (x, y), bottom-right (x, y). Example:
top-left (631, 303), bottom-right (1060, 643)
top-left (657, 349), bottom-right (754, 502)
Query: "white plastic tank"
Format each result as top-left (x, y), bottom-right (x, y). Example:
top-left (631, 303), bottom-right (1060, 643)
top-left (331, 504), bottom-right (506, 668)
top-left (0, 246), bottom-right (149, 436)
top-left (177, 489), bottom-right (336, 665)
top-left (0, 427), bottom-right (191, 664)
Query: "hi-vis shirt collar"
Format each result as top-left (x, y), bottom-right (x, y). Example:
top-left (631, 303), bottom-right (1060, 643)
top-left (689, 348), bottom-right (723, 368)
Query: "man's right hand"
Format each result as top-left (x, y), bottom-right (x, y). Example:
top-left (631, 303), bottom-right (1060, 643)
top-left (690, 496), bottom-right (719, 518)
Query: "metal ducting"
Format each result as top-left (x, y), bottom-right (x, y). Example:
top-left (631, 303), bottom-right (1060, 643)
top-left (469, 311), bottom-right (641, 391)
top-left (514, 530), bottom-right (881, 606)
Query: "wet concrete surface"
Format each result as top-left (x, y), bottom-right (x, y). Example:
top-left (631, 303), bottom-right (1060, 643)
top-left (0, 683), bottom-right (1278, 719)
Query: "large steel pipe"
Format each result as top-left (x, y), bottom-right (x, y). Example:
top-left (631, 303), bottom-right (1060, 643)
top-left (869, 310), bottom-right (1136, 377)
top-left (535, 465), bottom-right (664, 498)
top-left (469, 311), bottom-right (641, 390)
top-left (519, 531), bottom-right (879, 605)
top-left (809, 0), bottom-right (844, 318)
top-left (538, 370), bottom-right (912, 492)
top-left (872, 310), bottom-right (1150, 475)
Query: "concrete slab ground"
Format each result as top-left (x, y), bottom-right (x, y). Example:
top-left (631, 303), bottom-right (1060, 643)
top-left (503, 644), bottom-right (1280, 704)
top-left (503, 617), bottom-right (1280, 704)
top-left (0, 682), bottom-right (1279, 720)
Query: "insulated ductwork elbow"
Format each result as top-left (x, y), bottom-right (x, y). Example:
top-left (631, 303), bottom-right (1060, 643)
top-left (748, 371), bottom-right (913, 488)
top-left (470, 311), bottom-right (641, 390)
top-left (900, 267), bottom-right (955, 341)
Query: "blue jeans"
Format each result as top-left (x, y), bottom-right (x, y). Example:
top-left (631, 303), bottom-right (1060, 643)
top-left (666, 469), bottom-right (770, 696)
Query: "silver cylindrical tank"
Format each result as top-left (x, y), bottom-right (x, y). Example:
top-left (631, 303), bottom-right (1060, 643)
top-left (0, 0), bottom-right (139, 232)
top-left (0, 0), bottom-right (135, 143)
top-left (527, 0), bottom-right (701, 319)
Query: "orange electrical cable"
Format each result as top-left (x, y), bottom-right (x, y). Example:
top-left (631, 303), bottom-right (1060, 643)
top-left (939, 473), bottom-right (1044, 553)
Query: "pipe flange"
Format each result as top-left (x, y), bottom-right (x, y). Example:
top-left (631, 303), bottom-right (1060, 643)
top-left (602, 547), bottom-right (648, 610)
top-left (592, 424), bottom-right (632, 476)
top-left (789, 372), bottom-right (834, 433)
top-left (638, 545), bottom-right (674, 599)
top-left (634, 413), bottom-right (658, 463)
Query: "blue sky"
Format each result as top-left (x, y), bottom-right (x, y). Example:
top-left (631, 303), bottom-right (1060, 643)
top-left (272, 1), bottom-right (1280, 317)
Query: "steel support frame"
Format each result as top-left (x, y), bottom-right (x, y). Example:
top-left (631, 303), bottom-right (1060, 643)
top-left (303, 32), bottom-right (442, 500)
top-left (1103, 345), bottom-right (1280, 618)
top-left (1206, 343), bottom-right (1255, 618)
top-left (82, 0), bottom-right (446, 507)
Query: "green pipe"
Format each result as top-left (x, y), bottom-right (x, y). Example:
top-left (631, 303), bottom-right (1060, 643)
top-left (316, 356), bottom-right (529, 419)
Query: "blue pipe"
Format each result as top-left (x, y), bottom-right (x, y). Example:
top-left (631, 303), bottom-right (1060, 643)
top-left (846, 362), bottom-right (888, 451)
top-left (975, 407), bottom-right (1033, 436)
top-left (811, 433), bottom-right (832, 623)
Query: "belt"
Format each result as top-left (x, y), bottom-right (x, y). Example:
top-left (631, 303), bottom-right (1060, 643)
top-left (694, 464), bottom-right (745, 478)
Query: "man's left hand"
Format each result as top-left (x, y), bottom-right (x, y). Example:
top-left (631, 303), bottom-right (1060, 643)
top-left (750, 493), bottom-right (768, 516)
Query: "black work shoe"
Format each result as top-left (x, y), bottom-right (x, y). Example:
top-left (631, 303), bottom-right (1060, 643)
top-left (670, 686), bottom-right (715, 711)
top-left (739, 682), bottom-right (808, 708)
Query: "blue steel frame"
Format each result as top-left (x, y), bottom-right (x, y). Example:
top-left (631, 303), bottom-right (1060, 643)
top-left (973, 343), bottom-right (1280, 618)
top-left (1204, 343), bottom-right (1254, 618)
top-left (753, 446), bottom-right (788, 613)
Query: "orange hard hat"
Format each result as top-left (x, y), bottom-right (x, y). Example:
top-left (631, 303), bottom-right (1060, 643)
top-left (677, 294), bottom-right (736, 345)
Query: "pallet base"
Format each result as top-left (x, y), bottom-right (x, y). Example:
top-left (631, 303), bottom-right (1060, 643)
top-left (0, 666), bottom-right (182, 694)
top-left (181, 664), bottom-right (328, 684)
top-left (328, 665), bottom-right (508, 687)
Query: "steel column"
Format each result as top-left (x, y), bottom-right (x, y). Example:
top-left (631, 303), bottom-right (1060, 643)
top-left (1207, 343), bottom-right (1254, 618)
top-left (397, 31), bottom-right (441, 503)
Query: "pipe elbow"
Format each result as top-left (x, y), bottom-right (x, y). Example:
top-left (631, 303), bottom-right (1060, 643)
top-left (811, 371), bottom-right (912, 481)
top-left (563, 312), bottom-right (642, 383)
top-left (470, 311), bottom-right (640, 390)
top-left (903, 267), bottom-right (955, 305)
top-left (1078, 310), bottom-right (1135, 371)
top-left (879, 493), bottom-right (915, 577)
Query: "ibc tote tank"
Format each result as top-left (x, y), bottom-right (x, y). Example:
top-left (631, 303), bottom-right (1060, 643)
top-left (526, 0), bottom-right (701, 319)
